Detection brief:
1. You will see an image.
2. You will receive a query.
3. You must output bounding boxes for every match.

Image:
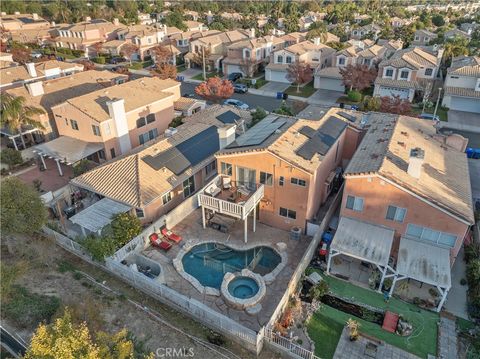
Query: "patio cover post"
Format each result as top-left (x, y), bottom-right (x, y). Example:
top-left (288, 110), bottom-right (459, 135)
top-left (244, 216), bottom-right (248, 243)
top-left (55, 159), bottom-right (63, 176)
top-left (436, 286), bottom-right (450, 312)
top-left (201, 206), bottom-right (206, 229)
top-left (80, 226), bottom-right (86, 237)
top-left (253, 206), bottom-right (256, 233)
top-left (378, 265), bottom-right (387, 293)
top-left (10, 137), bottom-right (18, 151)
top-left (326, 249), bottom-right (340, 274)
top-left (39, 154), bottom-right (47, 169)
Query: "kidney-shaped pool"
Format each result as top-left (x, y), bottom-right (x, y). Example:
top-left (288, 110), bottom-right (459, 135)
top-left (181, 242), bottom-right (281, 289)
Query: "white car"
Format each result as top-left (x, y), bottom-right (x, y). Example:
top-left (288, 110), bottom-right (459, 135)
top-left (223, 99), bottom-right (249, 110)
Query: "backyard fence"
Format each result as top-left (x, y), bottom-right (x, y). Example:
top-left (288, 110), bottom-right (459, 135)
top-left (264, 327), bottom-right (321, 359)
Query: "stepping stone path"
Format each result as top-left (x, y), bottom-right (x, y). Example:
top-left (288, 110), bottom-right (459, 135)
top-left (438, 316), bottom-right (458, 359)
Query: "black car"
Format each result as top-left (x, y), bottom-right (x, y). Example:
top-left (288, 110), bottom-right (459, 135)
top-left (233, 83), bottom-right (248, 94)
top-left (227, 72), bottom-right (243, 82)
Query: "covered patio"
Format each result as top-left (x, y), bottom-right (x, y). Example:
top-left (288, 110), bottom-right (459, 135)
top-left (32, 136), bottom-right (104, 176)
top-left (389, 238), bottom-right (451, 312)
top-left (0, 126), bottom-right (44, 150)
top-left (327, 217), bottom-right (396, 292)
top-left (69, 197), bottom-right (131, 236)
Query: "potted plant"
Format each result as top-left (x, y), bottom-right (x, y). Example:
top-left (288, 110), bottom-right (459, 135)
top-left (346, 318), bottom-right (360, 341)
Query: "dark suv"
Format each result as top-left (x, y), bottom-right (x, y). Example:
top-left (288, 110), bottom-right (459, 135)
top-left (227, 72), bottom-right (243, 82)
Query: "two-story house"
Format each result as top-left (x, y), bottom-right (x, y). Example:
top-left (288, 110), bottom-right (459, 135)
top-left (116, 24), bottom-right (168, 60)
top-left (350, 24), bottom-right (381, 40)
top-left (412, 29), bottom-right (437, 45)
top-left (373, 47), bottom-right (441, 102)
top-left (328, 112), bottom-right (474, 311)
top-left (265, 38), bottom-right (335, 83)
top-left (168, 29), bottom-right (221, 55)
top-left (442, 56), bottom-right (480, 114)
top-left (50, 77), bottom-right (181, 162)
top-left (0, 12), bottom-right (50, 31)
top-left (185, 20), bottom-right (208, 32)
top-left (377, 39), bottom-right (404, 58)
top-left (70, 105), bottom-right (252, 224)
top-left (444, 28), bottom-right (472, 41)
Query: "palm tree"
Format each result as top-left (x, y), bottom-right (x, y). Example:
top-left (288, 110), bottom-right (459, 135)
top-left (442, 36), bottom-right (469, 67)
top-left (0, 93), bottom-right (45, 149)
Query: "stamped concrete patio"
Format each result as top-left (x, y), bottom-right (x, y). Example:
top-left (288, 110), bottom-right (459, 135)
top-left (139, 209), bottom-right (312, 331)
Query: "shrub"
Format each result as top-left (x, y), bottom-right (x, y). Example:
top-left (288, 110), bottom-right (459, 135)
top-left (169, 116), bottom-right (184, 128)
top-left (82, 235), bottom-right (117, 262)
top-left (73, 159), bottom-right (90, 177)
top-left (465, 242), bottom-right (480, 262)
top-left (309, 281), bottom-right (329, 300)
top-left (0, 148), bottom-right (23, 169)
top-left (93, 56), bottom-right (106, 64)
top-left (273, 103), bottom-right (294, 116)
top-left (347, 90), bottom-right (362, 102)
top-left (250, 107), bottom-right (267, 126)
top-left (467, 259), bottom-right (480, 284)
top-left (107, 213), bottom-right (142, 247)
top-left (206, 331), bottom-right (226, 346)
top-left (0, 262), bottom-right (29, 300)
top-left (460, 278), bottom-right (467, 285)
top-left (71, 49), bottom-right (84, 57)
top-left (58, 47), bottom-right (72, 55)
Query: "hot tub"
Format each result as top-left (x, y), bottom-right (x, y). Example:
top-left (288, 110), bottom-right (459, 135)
top-left (221, 269), bottom-right (266, 310)
top-left (228, 276), bottom-right (259, 299)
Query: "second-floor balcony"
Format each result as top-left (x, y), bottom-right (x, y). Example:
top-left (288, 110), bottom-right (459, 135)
top-left (198, 175), bottom-right (264, 220)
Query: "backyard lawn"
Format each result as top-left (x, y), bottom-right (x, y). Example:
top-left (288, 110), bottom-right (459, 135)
top-left (306, 271), bottom-right (439, 359)
top-left (285, 81), bottom-right (316, 98)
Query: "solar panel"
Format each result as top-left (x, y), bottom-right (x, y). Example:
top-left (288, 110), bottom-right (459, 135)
top-left (142, 126), bottom-right (219, 175)
top-left (337, 111), bottom-right (357, 123)
top-left (228, 117), bottom-right (287, 148)
top-left (296, 116), bottom-right (347, 160)
top-left (216, 110), bottom-right (241, 124)
top-left (299, 126), bottom-right (317, 139)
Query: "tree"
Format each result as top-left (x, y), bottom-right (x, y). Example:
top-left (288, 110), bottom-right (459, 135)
top-left (164, 11), bottom-right (187, 31)
top-left (152, 63), bottom-right (177, 80)
top-left (0, 93), bottom-right (45, 149)
top-left (150, 45), bottom-right (172, 65)
top-left (239, 56), bottom-right (256, 78)
top-left (120, 43), bottom-right (138, 65)
top-left (77, 59), bottom-right (96, 71)
top-left (0, 148), bottom-right (23, 170)
top-left (443, 36), bottom-right (469, 66)
top-left (361, 95), bottom-right (381, 112)
top-left (339, 64), bottom-right (377, 92)
top-left (194, 77), bottom-right (234, 103)
top-left (286, 60), bottom-right (313, 93)
top-left (11, 46), bottom-right (31, 64)
top-left (306, 28), bottom-right (328, 42)
top-left (283, 15), bottom-right (300, 33)
top-left (191, 46), bottom-right (211, 80)
top-left (251, 107), bottom-right (267, 126)
top-left (1, 178), bottom-right (48, 253)
top-left (90, 41), bottom-right (104, 57)
top-left (432, 13), bottom-right (445, 27)
top-left (107, 213), bottom-right (142, 247)
top-left (380, 95), bottom-right (413, 115)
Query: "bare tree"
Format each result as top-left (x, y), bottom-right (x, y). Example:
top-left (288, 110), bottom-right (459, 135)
top-left (239, 57), bottom-right (256, 78)
top-left (120, 43), bottom-right (138, 65)
top-left (151, 63), bottom-right (177, 80)
top-left (380, 95), bottom-right (413, 115)
top-left (339, 64), bottom-right (378, 91)
top-left (286, 60), bottom-right (313, 93)
top-left (150, 45), bottom-right (173, 65)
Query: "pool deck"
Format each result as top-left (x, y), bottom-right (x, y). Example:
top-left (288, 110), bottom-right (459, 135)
top-left (140, 209), bottom-right (312, 331)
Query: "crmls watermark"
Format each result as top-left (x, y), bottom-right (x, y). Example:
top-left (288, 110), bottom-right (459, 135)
top-left (155, 347), bottom-right (195, 357)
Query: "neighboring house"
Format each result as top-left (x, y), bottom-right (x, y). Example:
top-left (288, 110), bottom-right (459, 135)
top-left (412, 29), bottom-right (437, 45)
top-left (0, 51), bottom-right (15, 67)
top-left (350, 24), bottom-right (381, 40)
top-left (185, 29), bottom-right (252, 71)
top-left (185, 20), bottom-right (207, 32)
top-left (442, 56), bottom-right (480, 113)
top-left (220, 12), bottom-right (243, 22)
top-left (280, 32), bottom-right (306, 46)
top-left (444, 28), bottom-right (472, 41)
top-left (50, 77), bottom-right (181, 161)
top-left (184, 10), bottom-right (199, 21)
top-left (138, 13), bottom-right (154, 25)
top-left (0, 12), bottom-right (50, 31)
top-left (54, 18), bottom-right (124, 55)
top-left (373, 47), bottom-right (441, 102)
top-left (353, 14), bottom-right (371, 24)
top-left (8, 26), bottom-right (55, 45)
top-left (211, 108), bottom-right (364, 232)
top-left (390, 17), bottom-right (411, 28)
top-left (0, 60), bottom-right (84, 90)
top-left (5, 70), bottom-right (127, 143)
top-left (460, 22), bottom-right (478, 35)
top-left (223, 35), bottom-right (282, 77)
top-left (168, 29), bottom-right (221, 55)
top-left (298, 11), bottom-right (326, 31)
top-left (100, 39), bottom-right (128, 57)
top-left (116, 24), bottom-right (168, 60)
top-left (265, 38), bottom-right (335, 83)
top-left (331, 113), bottom-right (473, 310)
top-left (356, 44), bottom-right (386, 68)
top-left (377, 39), bottom-right (404, 58)
top-left (70, 105), bottom-right (252, 223)
top-left (174, 97), bottom-right (206, 116)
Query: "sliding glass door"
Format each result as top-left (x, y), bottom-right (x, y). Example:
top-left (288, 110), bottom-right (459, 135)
top-left (236, 166), bottom-right (256, 191)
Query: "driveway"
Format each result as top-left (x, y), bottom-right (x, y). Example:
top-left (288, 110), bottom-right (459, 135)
top-left (308, 89), bottom-right (343, 106)
top-left (445, 110), bottom-right (480, 133)
top-left (255, 81), bottom-right (290, 96)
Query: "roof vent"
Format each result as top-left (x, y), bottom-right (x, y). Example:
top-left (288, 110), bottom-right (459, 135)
top-left (407, 147), bottom-right (424, 179)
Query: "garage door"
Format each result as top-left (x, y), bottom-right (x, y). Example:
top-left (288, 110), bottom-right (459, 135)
top-left (266, 69), bottom-right (290, 83)
top-left (225, 64), bottom-right (243, 76)
top-left (378, 87), bottom-right (409, 99)
top-left (318, 78), bottom-right (345, 92)
top-left (449, 96), bottom-right (480, 113)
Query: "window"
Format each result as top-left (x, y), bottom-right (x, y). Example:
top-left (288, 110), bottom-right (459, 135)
top-left (260, 171), bottom-right (273, 186)
top-left (414, 35), bottom-right (420, 41)
top-left (385, 69), bottom-right (394, 77)
top-left (345, 195), bottom-right (364, 211)
top-left (406, 224), bottom-right (457, 247)
top-left (137, 117), bottom-right (146, 128)
top-left (400, 70), bottom-right (409, 79)
top-left (386, 205), bottom-right (406, 222)
top-left (183, 175), bottom-right (195, 198)
top-left (277, 55), bottom-right (283, 63)
top-left (425, 68), bottom-right (433, 76)
top-left (98, 150), bottom-right (106, 160)
top-left (337, 56), bottom-right (345, 65)
top-left (424, 37), bottom-right (429, 42)
top-left (244, 50), bottom-right (251, 58)
top-left (146, 114), bottom-right (156, 124)
top-left (139, 128), bottom-right (158, 145)
top-left (205, 160), bottom-right (217, 176)
top-left (364, 58), bottom-right (371, 66)
top-left (221, 162), bottom-right (232, 176)
top-left (286, 56), bottom-right (292, 64)
top-left (135, 208), bottom-right (145, 218)
top-left (279, 176), bottom-right (285, 186)
top-left (92, 125), bottom-right (101, 136)
top-left (103, 122), bottom-right (111, 136)
top-left (279, 207), bottom-right (297, 219)
top-left (291, 177), bottom-right (306, 186)
top-left (70, 119), bottom-right (79, 130)
top-left (110, 148), bottom-right (116, 158)
top-left (162, 192), bottom-right (172, 205)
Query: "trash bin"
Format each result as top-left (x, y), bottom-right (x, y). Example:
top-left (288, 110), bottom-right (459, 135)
top-left (283, 93), bottom-right (289, 100)
top-left (176, 75), bottom-right (184, 82)
top-left (339, 102), bottom-right (345, 109)
top-left (290, 227), bottom-right (301, 240)
top-left (276, 92), bottom-right (283, 99)
top-left (466, 148), bottom-right (474, 158)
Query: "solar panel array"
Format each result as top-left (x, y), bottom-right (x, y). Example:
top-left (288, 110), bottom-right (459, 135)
top-left (296, 116), bottom-right (348, 160)
top-left (142, 126), bottom-right (220, 175)
top-left (216, 110), bottom-right (241, 124)
top-left (337, 111), bottom-right (357, 123)
top-left (228, 116), bottom-right (287, 148)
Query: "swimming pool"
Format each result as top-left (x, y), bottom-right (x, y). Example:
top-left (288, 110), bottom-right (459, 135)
top-left (181, 242), bottom-right (281, 289)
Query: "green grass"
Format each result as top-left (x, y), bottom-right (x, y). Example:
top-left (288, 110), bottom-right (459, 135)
top-left (412, 106), bottom-right (448, 121)
top-left (457, 317), bottom-right (475, 333)
top-left (284, 81), bottom-right (316, 98)
top-left (191, 71), bottom-right (221, 81)
top-left (306, 271), bottom-right (439, 359)
top-left (253, 77), bottom-right (268, 89)
top-left (176, 64), bottom-right (186, 73)
top-left (307, 308), bottom-right (344, 359)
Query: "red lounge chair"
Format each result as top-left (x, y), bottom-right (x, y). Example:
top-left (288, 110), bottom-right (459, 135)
top-left (149, 233), bottom-right (172, 251)
top-left (161, 228), bottom-right (182, 243)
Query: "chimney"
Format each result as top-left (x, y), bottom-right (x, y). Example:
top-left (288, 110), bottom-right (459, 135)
top-left (32, 13), bottom-right (38, 20)
top-left (107, 98), bottom-right (132, 154)
top-left (85, 16), bottom-right (91, 22)
top-left (407, 147), bottom-right (424, 179)
top-left (51, 21), bottom-right (56, 27)
top-left (313, 37), bottom-right (321, 45)
top-left (249, 28), bottom-right (255, 39)
top-left (113, 18), bottom-right (119, 26)
top-left (26, 81), bottom-right (44, 97)
top-left (25, 62), bottom-right (37, 77)
top-left (217, 125), bottom-right (236, 149)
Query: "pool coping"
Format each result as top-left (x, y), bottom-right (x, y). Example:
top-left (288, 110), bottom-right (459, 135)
top-left (172, 239), bottom-right (288, 298)
top-left (221, 269), bottom-right (266, 310)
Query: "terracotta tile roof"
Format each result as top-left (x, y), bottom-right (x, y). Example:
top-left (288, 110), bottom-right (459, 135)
top-left (315, 66), bottom-right (343, 79)
top-left (101, 39), bottom-right (127, 49)
top-left (0, 60), bottom-right (83, 85)
top-left (444, 86), bottom-right (480, 98)
top-left (344, 113), bottom-right (474, 224)
top-left (182, 104), bottom-right (251, 131)
top-left (61, 77), bottom-right (179, 122)
top-left (448, 56), bottom-right (480, 77)
top-left (337, 46), bottom-right (359, 57)
top-left (284, 40), bottom-right (335, 56)
top-left (380, 47), bottom-right (438, 70)
top-left (374, 77), bottom-right (418, 89)
top-left (357, 44), bottom-right (384, 58)
top-left (174, 97), bottom-right (201, 111)
top-left (59, 19), bottom-right (122, 33)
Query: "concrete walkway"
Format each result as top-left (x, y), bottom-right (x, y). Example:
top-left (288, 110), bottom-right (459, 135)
top-left (437, 316), bottom-right (458, 359)
top-left (444, 247), bottom-right (469, 319)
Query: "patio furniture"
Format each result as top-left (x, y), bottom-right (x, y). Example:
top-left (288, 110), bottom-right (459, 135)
top-left (222, 177), bottom-right (232, 190)
top-left (161, 228), bottom-right (182, 243)
top-left (149, 233), bottom-right (172, 251)
top-left (237, 185), bottom-right (250, 197)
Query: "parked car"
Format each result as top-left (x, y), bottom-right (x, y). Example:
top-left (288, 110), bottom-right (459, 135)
top-left (31, 52), bottom-right (42, 59)
top-left (224, 99), bottom-right (249, 110)
top-left (227, 72), bottom-right (243, 82)
top-left (419, 113), bottom-right (440, 121)
top-left (233, 83), bottom-right (248, 94)
top-left (109, 57), bottom-right (124, 64)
